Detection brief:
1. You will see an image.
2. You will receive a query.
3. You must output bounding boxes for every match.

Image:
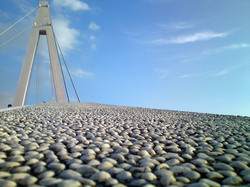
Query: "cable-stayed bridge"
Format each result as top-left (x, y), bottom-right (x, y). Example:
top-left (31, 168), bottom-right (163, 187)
top-left (0, 1), bottom-right (80, 107)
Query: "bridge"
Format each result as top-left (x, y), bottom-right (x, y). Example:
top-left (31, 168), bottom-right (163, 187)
top-left (0, 1), bottom-right (80, 107)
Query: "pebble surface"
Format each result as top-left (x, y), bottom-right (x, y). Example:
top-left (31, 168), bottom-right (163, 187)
top-left (0, 103), bottom-right (249, 186)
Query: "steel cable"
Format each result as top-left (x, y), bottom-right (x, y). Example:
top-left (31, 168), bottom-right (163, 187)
top-left (0, 6), bottom-right (38, 37)
top-left (0, 25), bottom-right (33, 47)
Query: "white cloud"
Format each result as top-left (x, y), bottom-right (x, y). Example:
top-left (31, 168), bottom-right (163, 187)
top-left (89, 35), bottom-right (97, 50)
top-left (53, 0), bottom-right (90, 11)
top-left (150, 31), bottom-right (228, 44)
top-left (53, 18), bottom-right (80, 52)
top-left (90, 44), bottom-right (97, 50)
top-left (89, 35), bottom-right (95, 41)
top-left (72, 69), bottom-right (94, 78)
top-left (180, 67), bottom-right (237, 78)
top-left (214, 70), bottom-right (230, 76)
top-left (89, 22), bottom-right (100, 31)
top-left (225, 43), bottom-right (250, 49)
top-left (170, 31), bottom-right (228, 44)
top-left (171, 22), bottom-right (193, 30)
top-left (180, 73), bottom-right (202, 78)
top-left (155, 68), bottom-right (168, 79)
top-left (159, 22), bottom-right (193, 30)
top-left (203, 43), bottom-right (250, 54)
top-left (213, 67), bottom-right (236, 77)
top-left (13, 0), bottom-right (36, 14)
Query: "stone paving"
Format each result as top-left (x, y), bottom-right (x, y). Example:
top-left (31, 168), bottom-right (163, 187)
top-left (0, 103), bottom-right (249, 186)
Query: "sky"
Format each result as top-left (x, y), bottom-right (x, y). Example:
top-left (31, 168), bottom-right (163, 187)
top-left (0, 0), bottom-right (249, 116)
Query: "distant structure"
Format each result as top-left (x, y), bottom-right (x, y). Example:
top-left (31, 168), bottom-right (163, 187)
top-left (13, 1), bottom-right (66, 106)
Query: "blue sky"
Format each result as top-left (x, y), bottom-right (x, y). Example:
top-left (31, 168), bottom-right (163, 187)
top-left (0, 0), bottom-right (249, 116)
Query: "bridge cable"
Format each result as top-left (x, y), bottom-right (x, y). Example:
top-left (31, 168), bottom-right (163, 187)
top-left (54, 32), bottom-right (81, 103)
top-left (36, 35), bottom-right (41, 104)
top-left (0, 24), bottom-right (33, 47)
top-left (23, 30), bottom-right (40, 106)
top-left (50, 65), bottom-right (55, 103)
top-left (39, 36), bottom-right (44, 103)
top-left (57, 44), bottom-right (71, 103)
top-left (0, 6), bottom-right (38, 37)
top-left (52, 28), bottom-right (70, 103)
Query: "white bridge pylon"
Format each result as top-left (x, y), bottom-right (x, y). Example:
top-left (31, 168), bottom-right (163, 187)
top-left (14, 1), bottom-right (66, 106)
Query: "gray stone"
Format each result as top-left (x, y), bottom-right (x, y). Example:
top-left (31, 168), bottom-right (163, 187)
top-left (39, 178), bottom-right (63, 186)
top-left (116, 171), bottom-right (133, 181)
top-left (183, 170), bottom-right (201, 180)
top-left (218, 170), bottom-right (237, 177)
top-left (216, 154), bottom-right (234, 163)
top-left (8, 155), bottom-right (25, 162)
top-left (88, 159), bottom-right (100, 166)
top-left (170, 166), bottom-right (191, 174)
top-left (108, 167), bottom-right (124, 175)
top-left (186, 182), bottom-right (209, 187)
top-left (60, 170), bottom-right (81, 179)
top-left (186, 146), bottom-right (196, 154)
top-left (160, 173), bottom-right (176, 186)
top-left (82, 149), bottom-right (96, 155)
top-left (70, 145), bottom-right (83, 152)
top-left (34, 166), bottom-right (46, 174)
top-left (129, 179), bottom-right (147, 186)
top-left (118, 163), bottom-right (132, 170)
top-left (0, 162), bottom-right (20, 169)
top-left (182, 154), bottom-right (192, 160)
top-left (200, 179), bottom-right (221, 187)
top-left (58, 180), bottom-right (81, 187)
top-left (69, 163), bottom-right (82, 170)
top-left (77, 165), bottom-right (98, 178)
top-left (176, 176), bottom-right (190, 183)
top-left (181, 163), bottom-right (196, 169)
top-left (0, 171), bottom-right (11, 178)
top-left (240, 168), bottom-right (250, 176)
top-left (139, 150), bottom-right (151, 158)
top-left (196, 167), bottom-right (210, 174)
top-left (98, 161), bottom-right (113, 170)
top-left (206, 172), bottom-right (224, 179)
top-left (0, 152), bottom-right (7, 159)
top-left (156, 163), bottom-right (169, 170)
top-left (38, 171), bottom-right (55, 179)
top-left (80, 154), bottom-right (95, 162)
top-left (69, 176), bottom-right (96, 186)
top-left (213, 163), bottom-right (234, 171)
top-left (166, 158), bottom-right (180, 166)
top-left (141, 172), bottom-right (157, 181)
top-left (243, 175), bottom-right (250, 182)
top-left (8, 173), bottom-right (30, 181)
top-left (26, 158), bottom-right (39, 165)
top-left (18, 176), bottom-right (38, 186)
top-left (222, 176), bottom-right (243, 185)
top-left (0, 179), bottom-right (17, 187)
top-left (66, 159), bottom-right (82, 165)
top-left (105, 178), bottom-right (119, 186)
top-left (103, 157), bottom-right (117, 165)
top-left (47, 163), bottom-right (65, 171)
top-left (230, 161), bottom-right (248, 170)
top-left (112, 154), bottom-right (125, 162)
top-left (191, 158), bottom-right (208, 166)
top-left (91, 171), bottom-right (111, 182)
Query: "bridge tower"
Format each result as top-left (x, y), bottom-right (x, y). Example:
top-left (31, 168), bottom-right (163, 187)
top-left (13, 1), bottom-right (66, 106)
